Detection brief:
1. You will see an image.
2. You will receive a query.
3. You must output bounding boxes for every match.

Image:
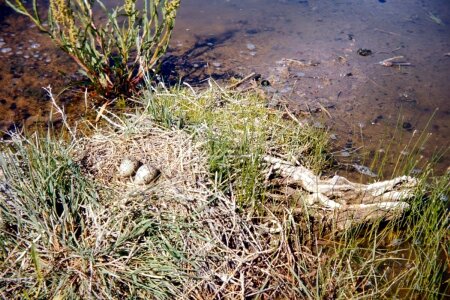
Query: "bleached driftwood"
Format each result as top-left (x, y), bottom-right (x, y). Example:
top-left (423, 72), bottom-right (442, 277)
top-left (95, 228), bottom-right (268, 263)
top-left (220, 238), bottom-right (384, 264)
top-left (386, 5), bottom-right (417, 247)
top-left (264, 156), bottom-right (418, 230)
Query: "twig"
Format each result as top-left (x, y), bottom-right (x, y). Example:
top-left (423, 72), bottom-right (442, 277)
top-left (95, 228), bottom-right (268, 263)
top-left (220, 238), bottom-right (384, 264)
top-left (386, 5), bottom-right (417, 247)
top-left (227, 72), bottom-right (256, 89)
top-left (379, 56), bottom-right (412, 67)
top-left (84, 88), bottom-right (88, 114)
top-left (44, 86), bottom-right (76, 140)
top-left (374, 28), bottom-right (401, 36)
top-left (283, 105), bottom-right (306, 127)
top-left (318, 103), bottom-right (332, 119)
top-left (95, 101), bottom-right (110, 123)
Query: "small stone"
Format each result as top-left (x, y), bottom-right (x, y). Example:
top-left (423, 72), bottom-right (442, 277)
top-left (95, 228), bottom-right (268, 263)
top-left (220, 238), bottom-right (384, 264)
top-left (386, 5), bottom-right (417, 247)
top-left (339, 151), bottom-right (351, 157)
top-left (212, 62), bottom-right (221, 68)
top-left (0, 42), bottom-right (5, 48)
top-left (249, 51), bottom-right (257, 56)
top-left (1, 48), bottom-right (12, 54)
top-left (390, 238), bottom-right (404, 247)
top-left (280, 86), bottom-right (292, 94)
top-left (134, 164), bottom-right (160, 185)
top-left (352, 164), bottom-right (377, 177)
top-left (402, 122), bottom-right (413, 130)
top-left (313, 121), bottom-right (324, 129)
top-left (296, 72), bottom-right (306, 77)
top-left (261, 79), bottom-right (270, 87)
top-left (246, 43), bottom-right (256, 50)
top-left (329, 133), bottom-right (338, 140)
top-left (357, 48), bottom-right (372, 56)
top-left (410, 168), bottom-right (422, 175)
top-left (30, 43), bottom-right (40, 49)
top-left (118, 157), bottom-right (139, 177)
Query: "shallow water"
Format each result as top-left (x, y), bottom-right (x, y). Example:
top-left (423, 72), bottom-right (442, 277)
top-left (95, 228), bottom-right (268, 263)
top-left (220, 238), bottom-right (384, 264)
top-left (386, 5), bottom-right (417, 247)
top-left (0, 0), bottom-right (449, 174)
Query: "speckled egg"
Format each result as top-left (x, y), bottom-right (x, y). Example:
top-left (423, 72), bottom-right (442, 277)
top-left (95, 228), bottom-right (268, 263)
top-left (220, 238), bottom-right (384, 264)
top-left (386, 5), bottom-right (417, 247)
top-left (118, 157), bottom-right (140, 178)
top-left (134, 164), bottom-right (160, 185)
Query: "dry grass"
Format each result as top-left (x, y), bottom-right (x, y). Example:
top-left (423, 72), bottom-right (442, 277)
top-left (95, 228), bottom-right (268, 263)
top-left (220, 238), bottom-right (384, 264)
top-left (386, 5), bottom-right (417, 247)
top-left (73, 113), bottom-right (320, 299)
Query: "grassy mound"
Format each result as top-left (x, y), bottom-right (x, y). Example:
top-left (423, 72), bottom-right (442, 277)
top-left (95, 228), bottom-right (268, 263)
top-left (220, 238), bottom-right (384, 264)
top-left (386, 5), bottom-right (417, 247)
top-left (0, 85), bottom-right (448, 299)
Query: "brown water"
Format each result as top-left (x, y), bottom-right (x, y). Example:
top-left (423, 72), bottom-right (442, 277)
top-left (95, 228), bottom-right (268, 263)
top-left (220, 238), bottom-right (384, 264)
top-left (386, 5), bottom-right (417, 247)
top-left (0, 0), bottom-right (449, 175)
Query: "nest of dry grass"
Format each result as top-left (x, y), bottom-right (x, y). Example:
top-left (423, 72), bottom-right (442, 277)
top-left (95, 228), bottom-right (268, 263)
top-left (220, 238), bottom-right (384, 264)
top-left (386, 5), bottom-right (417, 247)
top-left (73, 115), bottom-right (319, 299)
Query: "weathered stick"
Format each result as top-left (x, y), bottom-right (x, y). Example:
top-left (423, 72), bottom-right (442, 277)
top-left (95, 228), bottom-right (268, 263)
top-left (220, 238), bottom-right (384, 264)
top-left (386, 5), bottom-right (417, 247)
top-left (264, 156), bottom-right (418, 229)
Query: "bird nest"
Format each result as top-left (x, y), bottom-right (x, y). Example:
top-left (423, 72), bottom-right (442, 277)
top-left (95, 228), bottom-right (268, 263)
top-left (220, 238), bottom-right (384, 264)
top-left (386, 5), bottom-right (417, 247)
top-left (73, 117), bottom-right (303, 298)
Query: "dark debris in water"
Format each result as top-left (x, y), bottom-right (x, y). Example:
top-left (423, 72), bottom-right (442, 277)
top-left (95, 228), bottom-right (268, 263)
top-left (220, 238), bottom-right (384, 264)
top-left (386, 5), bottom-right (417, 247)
top-left (402, 122), bottom-right (413, 131)
top-left (357, 48), bottom-right (373, 56)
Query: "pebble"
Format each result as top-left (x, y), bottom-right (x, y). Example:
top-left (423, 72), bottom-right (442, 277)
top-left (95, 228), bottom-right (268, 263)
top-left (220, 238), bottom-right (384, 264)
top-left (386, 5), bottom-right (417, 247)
top-left (402, 122), bottom-right (413, 130)
top-left (339, 151), bottom-right (351, 157)
top-left (280, 86), bottom-right (292, 94)
top-left (0, 42), bottom-right (5, 48)
top-left (357, 48), bottom-right (372, 56)
top-left (410, 168), bottom-right (422, 175)
top-left (45, 58), bottom-right (52, 63)
top-left (24, 55), bottom-right (30, 59)
top-left (261, 80), bottom-right (271, 87)
top-left (0, 48), bottom-right (12, 54)
top-left (30, 43), bottom-right (40, 49)
top-left (296, 72), bottom-right (306, 77)
top-left (246, 43), bottom-right (256, 50)
top-left (389, 238), bottom-right (404, 247)
top-left (212, 62), bottom-right (221, 68)
top-left (313, 121), bottom-right (324, 129)
top-left (329, 133), bottom-right (337, 140)
top-left (352, 164), bottom-right (377, 177)
top-left (249, 51), bottom-right (257, 56)
top-left (15, 51), bottom-right (23, 55)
